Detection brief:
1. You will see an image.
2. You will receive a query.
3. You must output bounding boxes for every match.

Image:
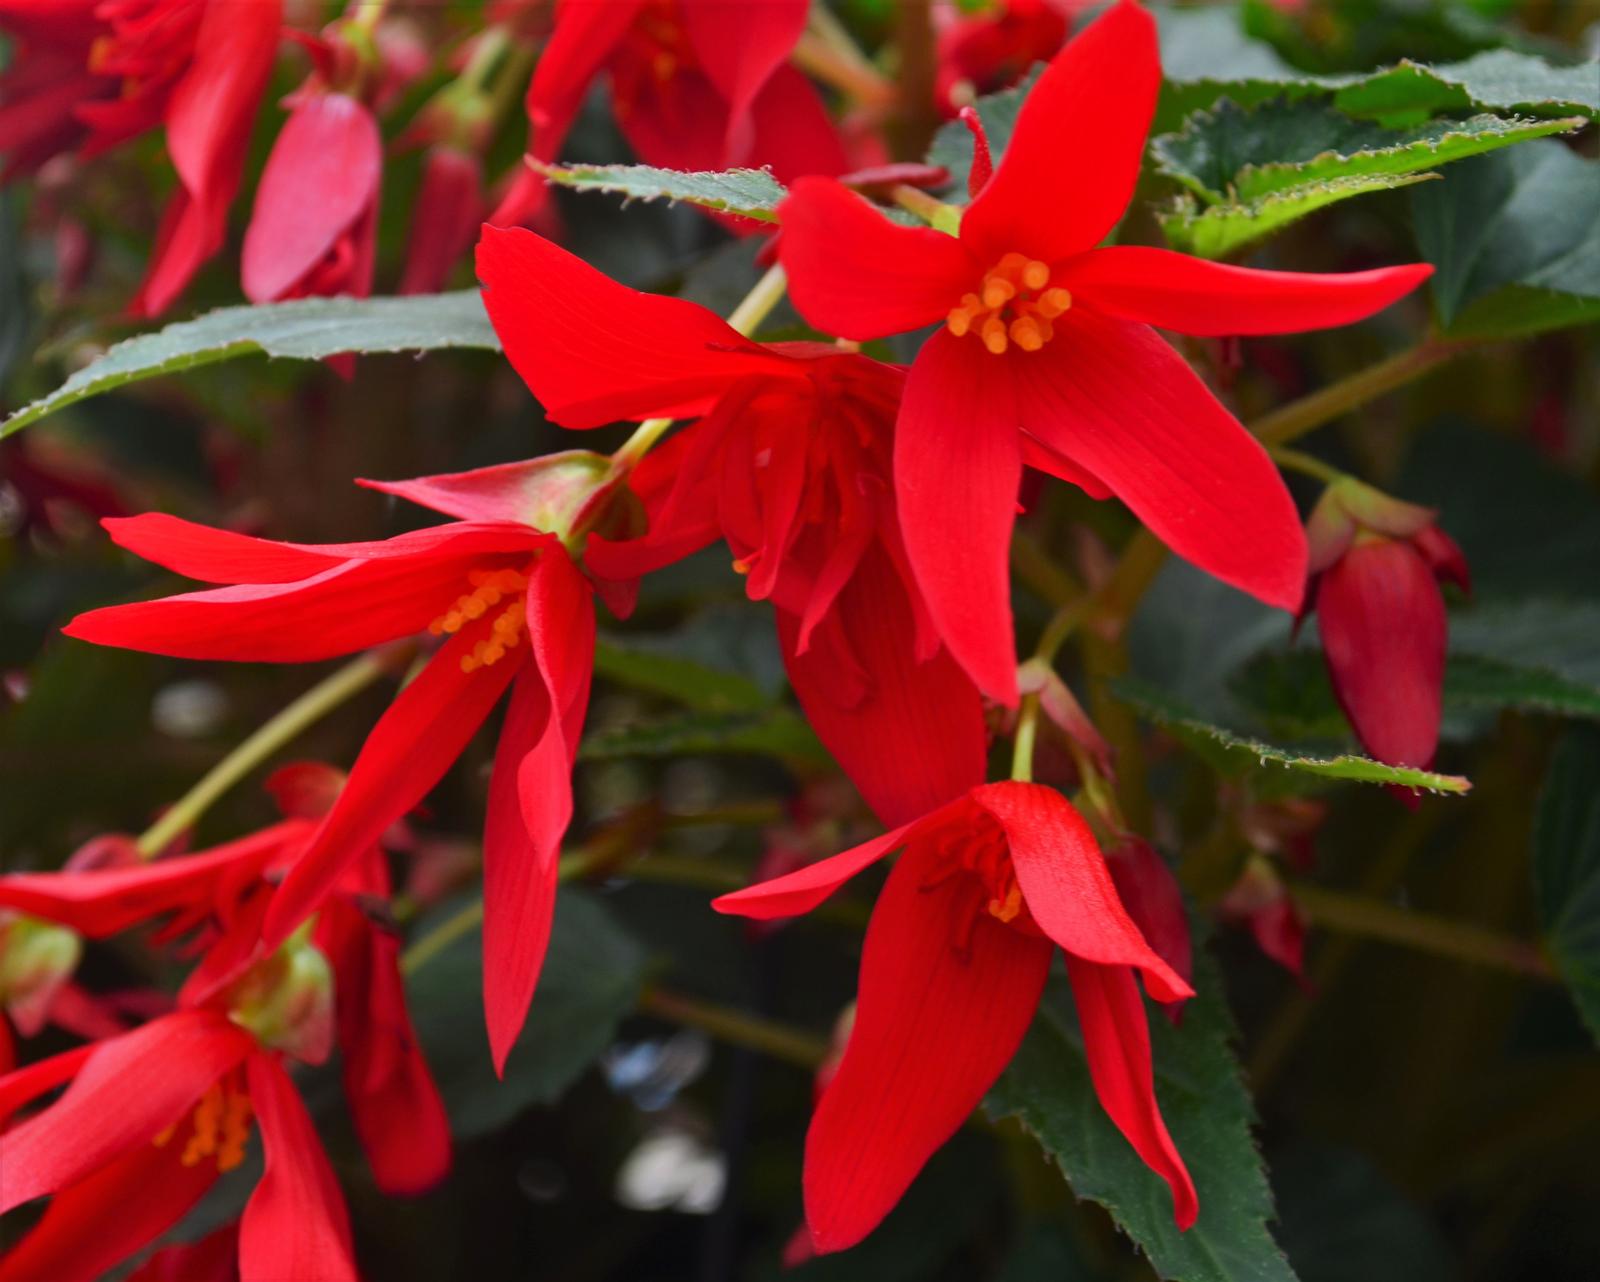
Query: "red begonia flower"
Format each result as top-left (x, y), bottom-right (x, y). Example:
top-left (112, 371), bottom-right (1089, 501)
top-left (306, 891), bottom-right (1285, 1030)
top-left (1106, 836), bottom-right (1193, 1022)
top-left (478, 226), bottom-right (987, 826)
top-left (400, 143), bottom-right (486, 295)
top-left (714, 780), bottom-right (1197, 1252)
top-left (0, 1010), bottom-right (358, 1282)
top-left (775, 0), bottom-right (1433, 704)
top-left (0, 0), bottom-right (281, 316)
top-left (241, 89), bottom-right (382, 304)
top-left (61, 474), bottom-right (600, 1074)
top-left (934, 0), bottom-right (1068, 115)
top-left (1303, 478), bottom-right (1470, 771)
top-left (493, 0), bottom-right (845, 226)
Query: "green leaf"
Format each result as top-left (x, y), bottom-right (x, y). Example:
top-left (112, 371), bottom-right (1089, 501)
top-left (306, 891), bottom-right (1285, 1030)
top-left (405, 890), bottom-right (647, 1137)
top-left (593, 640), bottom-right (770, 713)
top-left (1155, 98), bottom-right (1579, 257)
top-left (1532, 727), bottom-right (1600, 1043)
top-left (536, 161), bottom-right (786, 222)
top-left (1444, 653), bottom-right (1600, 722)
top-left (579, 706), bottom-right (829, 765)
top-left (1114, 679), bottom-right (1472, 795)
top-left (1412, 140), bottom-right (1600, 337)
top-left (988, 939), bottom-right (1298, 1282)
top-left (2, 291), bottom-right (500, 437)
top-left (925, 66), bottom-right (1041, 202)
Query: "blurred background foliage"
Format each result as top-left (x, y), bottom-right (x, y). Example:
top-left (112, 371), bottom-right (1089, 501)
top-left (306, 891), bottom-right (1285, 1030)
top-left (2, 1), bottom-right (1598, 1280)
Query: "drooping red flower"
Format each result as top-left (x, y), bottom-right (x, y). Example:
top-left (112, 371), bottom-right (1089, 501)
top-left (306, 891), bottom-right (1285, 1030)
top-left (60, 466), bottom-right (606, 1072)
top-left (0, 0), bottom-right (282, 316)
top-left (1303, 477), bottom-right (1470, 771)
top-left (241, 88), bottom-right (382, 304)
top-left (477, 225), bottom-right (987, 827)
top-left (714, 780), bottom-right (1197, 1252)
top-left (400, 143), bottom-right (486, 295)
top-left (492, 0), bottom-right (846, 225)
top-left (0, 1007), bottom-right (357, 1282)
top-left (933, 0), bottom-right (1069, 115)
top-left (775, 0), bottom-right (1434, 705)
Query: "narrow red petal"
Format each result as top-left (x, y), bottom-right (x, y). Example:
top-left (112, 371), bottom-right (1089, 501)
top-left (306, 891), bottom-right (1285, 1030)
top-left (961, 0), bottom-right (1158, 265)
top-left (976, 782), bottom-right (1193, 1003)
top-left (263, 632), bottom-right (520, 948)
top-left (712, 821), bottom-right (916, 922)
top-left (897, 330), bottom-right (1024, 704)
top-left (1060, 247), bottom-right (1434, 336)
top-left (804, 848), bottom-right (1054, 1253)
top-left (1317, 539), bottom-right (1446, 767)
top-left (681, 0), bottom-right (808, 160)
top-left (239, 1053), bottom-right (359, 1282)
top-left (0, 1010), bottom-right (251, 1215)
top-left (744, 64), bottom-right (849, 182)
top-left (98, 514), bottom-right (344, 583)
top-left (241, 93), bottom-right (381, 303)
top-left (778, 177), bottom-right (977, 341)
top-left (1065, 956), bottom-right (1198, 1229)
top-left (126, 1223), bottom-right (240, 1282)
top-left (359, 459), bottom-right (600, 526)
top-left (778, 547), bottom-right (987, 827)
top-left (476, 225), bottom-right (796, 427)
top-left (1017, 313), bottom-right (1307, 612)
top-left (0, 1045), bottom-right (95, 1130)
top-left (524, 0), bottom-right (643, 158)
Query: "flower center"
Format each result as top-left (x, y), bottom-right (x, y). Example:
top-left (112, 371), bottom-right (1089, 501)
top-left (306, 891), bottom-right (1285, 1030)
top-left (154, 1075), bottom-right (253, 1173)
top-left (429, 567), bottom-right (530, 673)
top-left (946, 252), bottom-right (1072, 355)
top-left (917, 810), bottom-right (1037, 956)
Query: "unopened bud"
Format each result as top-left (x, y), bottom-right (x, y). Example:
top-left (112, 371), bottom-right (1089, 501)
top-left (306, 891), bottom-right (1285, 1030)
top-left (0, 913), bottom-right (82, 1037)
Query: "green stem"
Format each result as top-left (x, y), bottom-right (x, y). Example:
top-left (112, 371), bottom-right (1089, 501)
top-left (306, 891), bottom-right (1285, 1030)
top-left (638, 987), bottom-right (828, 1069)
top-left (1289, 882), bottom-right (1554, 980)
top-left (1269, 445), bottom-right (1347, 486)
top-left (794, 6), bottom-right (896, 108)
top-left (1010, 692), bottom-right (1040, 782)
top-left (891, 185), bottom-right (960, 234)
top-left (135, 651), bottom-right (397, 859)
top-left (1253, 338), bottom-right (1468, 447)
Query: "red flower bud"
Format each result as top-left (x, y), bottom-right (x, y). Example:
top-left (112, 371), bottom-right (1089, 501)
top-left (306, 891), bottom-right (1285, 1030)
top-left (1220, 857), bottom-right (1308, 982)
top-left (400, 144), bottom-right (485, 296)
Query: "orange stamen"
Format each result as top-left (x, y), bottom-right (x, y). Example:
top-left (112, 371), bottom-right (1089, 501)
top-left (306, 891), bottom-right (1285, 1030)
top-left (945, 254), bottom-right (1069, 356)
top-left (430, 567), bottom-right (531, 673)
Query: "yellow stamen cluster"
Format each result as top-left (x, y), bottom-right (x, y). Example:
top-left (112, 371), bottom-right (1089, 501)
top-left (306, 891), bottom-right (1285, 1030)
top-left (946, 252), bottom-right (1072, 356)
top-left (154, 1079), bottom-right (253, 1172)
top-left (429, 567), bottom-right (530, 673)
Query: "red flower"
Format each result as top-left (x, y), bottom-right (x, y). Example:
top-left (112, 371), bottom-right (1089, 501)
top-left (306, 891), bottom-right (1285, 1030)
top-left (934, 0), bottom-right (1069, 114)
top-left (493, 0), bottom-right (846, 225)
top-left (61, 467), bottom-right (603, 1072)
top-left (0, 0), bottom-right (282, 316)
top-left (400, 143), bottom-right (486, 295)
top-left (1105, 836), bottom-right (1192, 1021)
top-left (242, 88), bottom-right (382, 304)
top-left (0, 1011), bottom-right (357, 1282)
top-left (714, 781), bottom-right (1196, 1252)
top-left (1304, 478), bottom-right (1470, 770)
top-left (477, 226), bottom-right (986, 827)
top-left (775, 0), bottom-right (1433, 705)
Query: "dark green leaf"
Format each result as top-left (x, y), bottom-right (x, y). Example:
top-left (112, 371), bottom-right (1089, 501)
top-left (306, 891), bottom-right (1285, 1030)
top-left (2, 291), bottom-right (500, 436)
top-left (405, 890), bottom-right (647, 1137)
top-left (1412, 140), bottom-right (1600, 336)
top-left (988, 941), bottom-right (1298, 1282)
top-left (537, 161), bottom-right (786, 221)
top-left (0, 194), bottom-right (27, 389)
top-left (925, 66), bottom-right (1041, 201)
top-left (1155, 98), bottom-right (1579, 257)
top-left (579, 706), bottom-right (829, 765)
top-left (1114, 679), bottom-right (1472, 794)
top-left (593, 641), bottom-right (770, 713)
top-left (1532, 727), bottom-right (1600, 1043)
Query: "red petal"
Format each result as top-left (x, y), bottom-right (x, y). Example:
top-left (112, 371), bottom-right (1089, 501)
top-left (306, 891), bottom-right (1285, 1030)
top-left (897, 329), bottom-right (1023, 704)
top-left (127, 1223), bottom-right (239, 1282)
top-left (481, 669), bottom-right (559, 1076)
top-left (359, 458), bottom-right (605, 526)
top-left (1017, 313), bottom-right (1307, 613)
top-left (777, 177), bottom-right (976, 341)
top-left (778, 547), bottom-right (987, 827)
top-left (524, 0), bottom-right (643, 158)
top-left (98, 514), bottom-right (344, 583)
top-left (476, 225), bottom-right (795, 427)
top-left (0, 820), bottom-right (301, 938)
top-left (682, 0), bottom-right (807, 159)
top-left (0, 1010), bottom-right (252, 1215)
top-left (241, 93), bottom-right (381, 303)
top-left (399, 144), bottom-right (484, 296)
top-left (240, 1053), bottom-right (359, 1282)
top-left (960, 0), bottom-right (1158, 266)
top-left (804, 847), bottom-right (1053, 1253)
top-left (263, 630), bottom-right (520, 948)
top-left (0, 1045), bottom-right (95, 1130)
top-left (744, 64), bottom-right (849, 183)
top-left (1065, 956), bottom-right (1198, 1229)
top-left (1106, 839), bottom-right (1194, 994)
top-left (1060, 248), bottom-right (1434, 336)
top-left (1317, 539), bottom-right (1446, 767)
top-left (712, 820), bottom-right (916, 921)
top-left (974, 782), bottom-right (1193, 1003)
top-left (131, 0), bottom-right (280, 315)
top-left (0, 1130), bottom-right (219, 1282)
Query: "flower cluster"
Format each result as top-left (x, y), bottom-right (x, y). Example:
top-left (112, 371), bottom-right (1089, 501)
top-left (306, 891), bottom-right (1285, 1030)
top-left (0, 1), bottom-right (1465, 1274)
